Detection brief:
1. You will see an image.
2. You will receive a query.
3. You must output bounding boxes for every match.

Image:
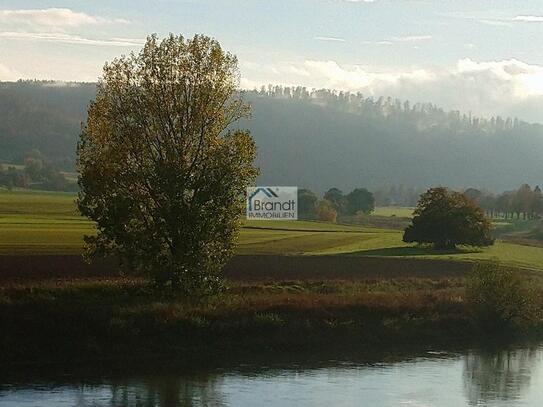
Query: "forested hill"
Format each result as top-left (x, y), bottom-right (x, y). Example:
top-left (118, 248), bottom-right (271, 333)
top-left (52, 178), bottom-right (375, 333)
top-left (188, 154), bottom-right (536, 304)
top-left (0, 81), bottom-right (95, 168)
top-left (1, 81), bottom-right (543, 192)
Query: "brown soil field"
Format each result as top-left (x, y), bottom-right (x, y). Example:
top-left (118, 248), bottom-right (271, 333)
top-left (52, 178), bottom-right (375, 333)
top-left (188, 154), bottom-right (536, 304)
top-left (0, 254), bottom-right (473, 284)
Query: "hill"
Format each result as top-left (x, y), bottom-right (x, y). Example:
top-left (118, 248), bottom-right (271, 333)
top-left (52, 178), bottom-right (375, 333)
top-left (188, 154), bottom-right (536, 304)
top-left (2, 81), bottom-right (543, 192)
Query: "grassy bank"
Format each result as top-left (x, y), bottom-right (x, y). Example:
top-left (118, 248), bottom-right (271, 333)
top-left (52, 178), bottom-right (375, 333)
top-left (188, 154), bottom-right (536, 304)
top-left (2, 275), bottom-right (542, 365)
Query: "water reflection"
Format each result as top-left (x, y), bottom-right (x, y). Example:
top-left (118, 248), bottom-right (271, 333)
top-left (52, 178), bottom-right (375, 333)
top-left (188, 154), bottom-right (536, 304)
top-left (42, 375), bottom-right (229, 407)
top-left (463, 346), bottom-right (540, 405)
top-left (3, 346), bottom-right (543, 407)
top-left (107, 375), bottom-right (228, 407)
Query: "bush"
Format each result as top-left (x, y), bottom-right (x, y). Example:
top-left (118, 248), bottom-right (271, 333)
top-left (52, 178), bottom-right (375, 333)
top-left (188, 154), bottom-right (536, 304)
top-left (465, 263), bottom-right (540, 331)
top-left (315, 199), bottom-right (337, 222)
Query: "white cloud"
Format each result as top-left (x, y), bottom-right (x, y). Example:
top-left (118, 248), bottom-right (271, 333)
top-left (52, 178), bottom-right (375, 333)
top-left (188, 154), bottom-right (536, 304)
top-left (241, 58), bottom-right (543, 121)
top-left (0, 62), bottom-right (19, 80)
top-left (446, 11), bottom-right (543, 27)
top-left (478, 19), bottom-right (512, 27)
top-left (0, 8), bottom-right (129, 30)
top-left (314, 36), bottom-right (346, 42)
top-left (0, 32), bottom-right (144, 47)
top-left (514, 15), bottom-right (543, 22)
top-left (390, 35), bottom-right (432, 42)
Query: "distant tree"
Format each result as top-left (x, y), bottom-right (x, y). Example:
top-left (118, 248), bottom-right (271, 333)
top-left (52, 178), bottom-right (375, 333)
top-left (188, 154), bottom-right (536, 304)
top-left (298, 188), bottom-right (318, 218)
top-left (345, 188), bottom-right (375, 215)
top-left (463, 188), bottom-right (482, 203)
top-left (315, 200), bottom-right (337, 223)
top-left (533, 186), bottom-right (543, 217)
top-left (323, 188), bottom-right (346, 213)
top-left (516, 184), bottom-right (533, 220)
top-left (78, 34), bottom-right (258, 293)
top-left (403, 187), bottom-right (494, 249)
top-left (479, 193), bottom-right (497, 218)
top-left (41, 164), bottom-right (67, 191)
top-left (24, 150), bottom-right (45, 181)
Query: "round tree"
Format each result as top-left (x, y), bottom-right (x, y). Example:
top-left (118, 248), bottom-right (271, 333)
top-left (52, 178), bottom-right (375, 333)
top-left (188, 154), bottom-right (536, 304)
top-left (78, 34), bottom-right (258, 292)
top-left (345, 188), bottom-right (375, 215)
top-left (403, 187), bottom-right (494, 249)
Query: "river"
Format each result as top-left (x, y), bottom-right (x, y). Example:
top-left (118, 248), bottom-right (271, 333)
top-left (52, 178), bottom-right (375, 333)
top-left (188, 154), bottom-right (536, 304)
top-left (2, 345), bottom-right (543, 406)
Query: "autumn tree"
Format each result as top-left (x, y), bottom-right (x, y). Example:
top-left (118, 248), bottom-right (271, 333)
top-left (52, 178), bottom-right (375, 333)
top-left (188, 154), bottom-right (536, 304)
top-left (315, 200), bottom-right (337, 222)
top-left (403, 187), bottom-right (494, 249)
top-left (78, 34), bottom-right (258, 293)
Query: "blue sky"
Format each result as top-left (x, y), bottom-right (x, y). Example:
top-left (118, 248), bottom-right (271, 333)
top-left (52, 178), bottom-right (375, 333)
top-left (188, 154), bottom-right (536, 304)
top-left (1, 1), bottom-right (543, 120)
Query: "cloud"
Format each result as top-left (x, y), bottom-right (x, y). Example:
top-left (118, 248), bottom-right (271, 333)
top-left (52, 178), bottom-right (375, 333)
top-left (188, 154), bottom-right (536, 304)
top-left (314, 36), bottom-right (346, 42)
top-left (514, 15), bottom-right (543, 22)
top-left (0, 32), bottom-right (144, 47)
top-left (240, 58), bottom-right (543, 122)
top-left (0, 8), bottom-right (129, 30)
top-left (478, 19), bottom-right (512, 27)
top-left (0, 62), bottom-right (19, 80)
top-left (446, 11), bottom-right (543, 27)
top-left (390, 35), bottom-right (432, 42)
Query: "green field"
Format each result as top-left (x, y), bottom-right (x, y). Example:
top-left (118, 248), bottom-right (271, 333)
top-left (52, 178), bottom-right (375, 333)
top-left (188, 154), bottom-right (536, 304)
top-left (371, 206), bottom-right (414, 218)
top-left (2, 190), bottom-right (543, 271)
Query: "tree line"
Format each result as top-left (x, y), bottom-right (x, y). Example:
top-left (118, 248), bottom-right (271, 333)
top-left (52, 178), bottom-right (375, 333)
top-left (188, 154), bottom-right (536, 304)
top-left (465, 185), bottom-right (543, 220)
top-left (253, 85), bottom-right (529, 134)
top-left (298, 187), bottom-right (375, 222)
top-left (0, 149), bottom-right (76, 191)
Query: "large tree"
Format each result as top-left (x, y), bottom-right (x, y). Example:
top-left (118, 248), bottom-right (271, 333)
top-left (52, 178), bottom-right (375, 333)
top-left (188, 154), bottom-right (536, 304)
top-left (78, 34), bottom-right (258, 292)
top-left (403, 187), bottom-right (493, 249)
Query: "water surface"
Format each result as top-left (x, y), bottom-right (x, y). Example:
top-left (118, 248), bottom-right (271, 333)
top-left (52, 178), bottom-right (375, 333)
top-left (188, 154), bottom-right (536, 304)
top-left (2, 346), bottom-right (543, 406)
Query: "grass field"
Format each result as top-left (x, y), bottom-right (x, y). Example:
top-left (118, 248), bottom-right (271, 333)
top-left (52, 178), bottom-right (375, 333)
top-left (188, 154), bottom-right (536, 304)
top-left (371, 206), bottom-right (414, 218)
top-left (2, 190), bottom-right (543, 271)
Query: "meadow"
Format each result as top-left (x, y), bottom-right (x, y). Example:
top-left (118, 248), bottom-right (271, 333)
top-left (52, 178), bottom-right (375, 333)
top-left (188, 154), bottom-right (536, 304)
top-left (3, 189), bottom-right (543, 365)
top-left (2, 190), bottom-right (543, 272)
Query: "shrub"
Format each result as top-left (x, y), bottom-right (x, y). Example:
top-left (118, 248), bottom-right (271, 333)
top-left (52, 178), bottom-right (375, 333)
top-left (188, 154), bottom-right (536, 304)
top-left (315, 199), bottom-right (337, 222)
top-left (465, 263), bottom-right (540, 331)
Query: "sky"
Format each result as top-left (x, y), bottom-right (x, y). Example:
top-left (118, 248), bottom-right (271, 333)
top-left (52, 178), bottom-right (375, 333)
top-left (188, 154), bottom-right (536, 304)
top-left (1, 0), bottom-right (543, 122)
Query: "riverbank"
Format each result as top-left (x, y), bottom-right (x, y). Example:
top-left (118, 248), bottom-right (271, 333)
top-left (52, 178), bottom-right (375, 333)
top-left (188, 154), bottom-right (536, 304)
top-left (3, 274), bottom-right (543, 366)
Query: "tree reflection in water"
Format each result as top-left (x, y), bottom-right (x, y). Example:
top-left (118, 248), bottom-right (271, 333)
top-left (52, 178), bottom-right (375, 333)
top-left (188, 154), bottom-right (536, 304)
top-left (463, 347), bottom-right (540, 405)
top-left (67, 373), bottom-right (228, 407)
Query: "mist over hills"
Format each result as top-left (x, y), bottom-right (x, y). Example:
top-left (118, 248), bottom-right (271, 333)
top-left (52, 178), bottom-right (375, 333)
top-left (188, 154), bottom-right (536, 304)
top-left (1, 81), bottom-right (543, 193)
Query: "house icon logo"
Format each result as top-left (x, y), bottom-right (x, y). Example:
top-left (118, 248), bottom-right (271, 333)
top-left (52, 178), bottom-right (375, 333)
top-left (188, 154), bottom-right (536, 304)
top-left (247, 187), bottom-right (279, 211)
top-left (246, 186), bottom-right (298, 220)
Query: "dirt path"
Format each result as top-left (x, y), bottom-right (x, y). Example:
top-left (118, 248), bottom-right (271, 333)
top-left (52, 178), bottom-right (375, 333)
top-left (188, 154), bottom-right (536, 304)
top-left (0, 254), bottom-right (473, 283)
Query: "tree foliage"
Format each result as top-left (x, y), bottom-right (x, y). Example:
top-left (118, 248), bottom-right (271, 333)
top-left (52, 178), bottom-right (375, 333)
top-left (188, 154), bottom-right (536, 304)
top-left (78, 34), bottom-right (258, 292)
top-left (473, 184), bottom-right (543, 220)
top-left (297, 188), bottom-right (318, 218)
top-left (345, 188), bottom-right (375, 215)
top-left (323, 188), bottom-right (346, 213)
top-left (315, 199), bottom-right (337, 222)
top-left (466, 262), bottom-right (539, 331)
top-left (403, 187), bottom-right (494, 249)
top-left (0, 149), bottom-right (73, 191)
